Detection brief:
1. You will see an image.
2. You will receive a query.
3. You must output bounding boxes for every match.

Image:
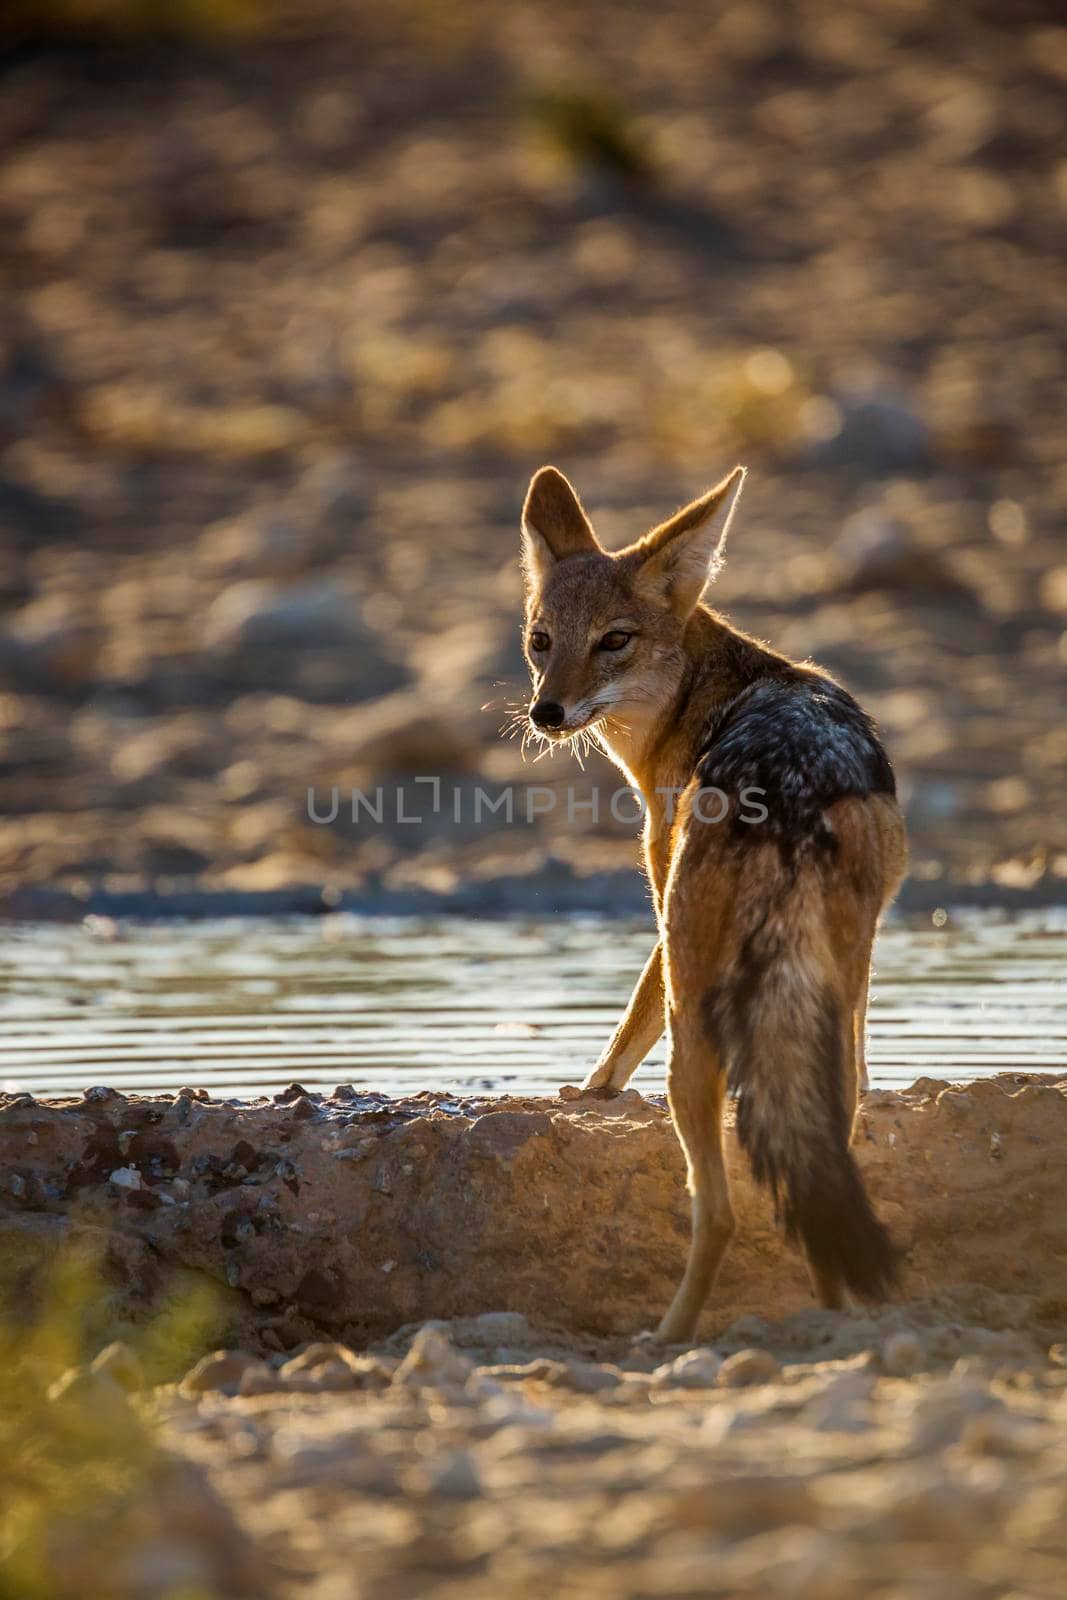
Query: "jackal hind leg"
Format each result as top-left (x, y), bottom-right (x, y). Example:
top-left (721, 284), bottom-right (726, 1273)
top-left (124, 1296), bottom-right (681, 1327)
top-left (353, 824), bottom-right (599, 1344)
top-left (803, 992), bottom-right (864, 1312)
top-left (654, 1000), bottom-right (734, 1344)
top-left (582, 942), bottom-right (664, 1093)
top-left (855, 970), bottom-right (871, 1097)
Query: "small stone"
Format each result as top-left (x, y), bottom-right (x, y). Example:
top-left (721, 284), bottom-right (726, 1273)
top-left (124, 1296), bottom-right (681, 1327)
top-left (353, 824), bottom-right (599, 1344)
top-left (910, 1378), bottom-right (1003, 1451)
top-left (960, 1409), bottom-right (1045, 1458)
top-left (279, 1342), bottom-right (369, 1384)
top-left (881, 1330), bottom-right (925, 1376)
top-left (84, 1085), bottom-right (118, 1104)
top-left (806, 1371), bottom-right (876, 1433)
top-left (467, 1311), bottom-right (532, 1344)
top-left (718, 1348), bottom-right (781, 1388)
top-left (542, 1360), bottom-right (623, 1395)
top-left (237, 1360), bottom-right (284, 1397)
top-left (274, 1082), bottom-right (311, 1104)
top-left (108, 1166), bottom-right (141, 1190)
top-left (558, 1084), bottom-right (583, 1101)
top-left (180, 1349), bottom-right (259, 1397)
top-left (651, 1347), bottom-right (723, 1390)
top-left (47, 1364), bottom-right (128, 1410)
top-left (392, 1325), bottom-right (474, 1390)
top-left (421, 1448), bottom-right (482, 1501)
top-left (90, 1341), bottom-right (144, 1392)
top-left (9, 1173), bottom-right (25, 1198)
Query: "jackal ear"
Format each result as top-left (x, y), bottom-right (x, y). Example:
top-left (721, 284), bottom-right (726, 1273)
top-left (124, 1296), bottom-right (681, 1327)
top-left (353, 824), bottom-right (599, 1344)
top-left (521, 466), bottom-right (601, 591)
top-left (627, 466), bottom-right (746, 615)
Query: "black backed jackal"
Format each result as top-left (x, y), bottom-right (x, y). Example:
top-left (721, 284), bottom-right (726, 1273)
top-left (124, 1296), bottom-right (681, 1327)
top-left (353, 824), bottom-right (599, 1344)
top-left (518, 465), bottom-right (907, 1341)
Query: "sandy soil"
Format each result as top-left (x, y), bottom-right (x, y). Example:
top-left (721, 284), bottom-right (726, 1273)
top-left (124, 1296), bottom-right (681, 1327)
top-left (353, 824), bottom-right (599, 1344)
top-left (5, 1072), bottom-right (1067, 1595)
top-left (157, 1315), bottom-right (1067, 1600)
top-left (1, 0), bottom-right (1066, 910)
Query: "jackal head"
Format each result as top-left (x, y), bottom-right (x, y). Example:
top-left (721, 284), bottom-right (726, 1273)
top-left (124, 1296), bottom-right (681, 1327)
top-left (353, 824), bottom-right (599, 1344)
top-left (519, 464), bottom-right (745, 747)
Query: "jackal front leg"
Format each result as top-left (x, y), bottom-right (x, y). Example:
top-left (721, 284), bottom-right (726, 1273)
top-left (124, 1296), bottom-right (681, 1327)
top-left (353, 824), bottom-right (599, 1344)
top-left (581, 942), bottom-right (664, 1092)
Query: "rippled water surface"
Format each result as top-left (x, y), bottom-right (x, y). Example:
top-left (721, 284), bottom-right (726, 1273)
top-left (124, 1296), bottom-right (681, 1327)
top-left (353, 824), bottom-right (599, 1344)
top-left (1, 913), bottom-right (1064, 1100)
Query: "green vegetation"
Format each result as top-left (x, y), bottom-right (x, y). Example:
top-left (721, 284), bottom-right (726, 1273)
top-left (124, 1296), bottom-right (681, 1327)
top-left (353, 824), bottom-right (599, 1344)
top-left (0, 1234), bottom-right (226, 1600)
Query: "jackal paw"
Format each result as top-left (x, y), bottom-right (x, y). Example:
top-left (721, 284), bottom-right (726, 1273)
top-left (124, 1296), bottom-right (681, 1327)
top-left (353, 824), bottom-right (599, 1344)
top-left (578, 1064), bottom-right (622, 1096)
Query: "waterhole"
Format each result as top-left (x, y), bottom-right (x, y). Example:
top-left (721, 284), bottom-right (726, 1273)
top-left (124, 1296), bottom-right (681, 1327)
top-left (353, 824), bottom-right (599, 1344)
top-left (1, 912), bottom-right (1064, 1100)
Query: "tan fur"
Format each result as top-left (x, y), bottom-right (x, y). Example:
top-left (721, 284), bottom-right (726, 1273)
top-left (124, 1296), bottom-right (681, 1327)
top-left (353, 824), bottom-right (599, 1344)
top-left (519, 466), bottom-right (907, 1341)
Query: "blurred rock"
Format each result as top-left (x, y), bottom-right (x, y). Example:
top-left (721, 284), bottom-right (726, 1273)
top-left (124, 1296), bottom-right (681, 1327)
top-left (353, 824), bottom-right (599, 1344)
top-left (181, 1349), bottom-right (260, 1397)
top-left (197, 455), bottom-right (369, 580)
top-left (832, 512), bottom-right (971, 597)
top-left (393, 1324), bottom-right (474, 1390)
top-left (1039, 566), bottom-right (1067, 617)
top-left (325, 689), bottom-right (481, 774)
top-left (652, 1347), bottom-right (723, 1389)
top-left (199, 579), bottom-right (409, 701)
top-left (880, 1330), bottom-right (925, 1376)
top-left (278, 1341), bottom-right (391, 1392)
top-left (718, 1348), bottom-right (781, 1387)
top-left (90, 1340), bottom-right (145, 1392)
top-left (808, 387), bottom-right (930, 474)
top-left (1, 591), bottom-right (104, 692)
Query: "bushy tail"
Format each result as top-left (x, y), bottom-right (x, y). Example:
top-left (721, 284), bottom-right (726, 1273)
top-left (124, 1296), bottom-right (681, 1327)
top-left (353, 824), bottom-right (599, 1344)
top-left (706, 916), bottom-right (897, 1300)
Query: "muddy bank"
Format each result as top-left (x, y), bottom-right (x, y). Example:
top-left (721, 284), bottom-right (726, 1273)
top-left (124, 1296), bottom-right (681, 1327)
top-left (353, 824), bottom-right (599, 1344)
top-left (2, 1074), bottom-right (1066, 1348)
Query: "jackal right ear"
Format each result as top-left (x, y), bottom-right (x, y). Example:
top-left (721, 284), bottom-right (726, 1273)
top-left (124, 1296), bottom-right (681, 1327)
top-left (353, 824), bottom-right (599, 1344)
top-left (521, 466), bottom-right (601, 590)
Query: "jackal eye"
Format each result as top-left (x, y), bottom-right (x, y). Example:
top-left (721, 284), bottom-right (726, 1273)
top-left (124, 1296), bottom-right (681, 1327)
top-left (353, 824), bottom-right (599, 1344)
top-left (597, 630), bottom-right (632, 652)
top-left (529, 631), bottom-right (550, 653)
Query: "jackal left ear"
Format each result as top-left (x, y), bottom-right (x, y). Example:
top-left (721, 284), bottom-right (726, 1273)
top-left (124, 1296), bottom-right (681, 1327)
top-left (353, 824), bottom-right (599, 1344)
top-left (627, 466), bottom-right (746, 615)
top-left (521, 466), bottom-right (601, 592)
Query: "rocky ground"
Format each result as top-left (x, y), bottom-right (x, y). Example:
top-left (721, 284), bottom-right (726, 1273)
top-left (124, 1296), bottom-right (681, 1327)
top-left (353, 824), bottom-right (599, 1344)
top-left (4, 1073), bottom-right (1067, 1596)
top-left (1, 0), bottom-right (1066, 912)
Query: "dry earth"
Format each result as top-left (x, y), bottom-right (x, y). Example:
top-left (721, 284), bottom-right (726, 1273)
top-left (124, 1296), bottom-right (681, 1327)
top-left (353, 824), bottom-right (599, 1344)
top-left (5, 1073), bottom-right (1067, 1596)
top-left (1, 0), bottom-right (1066, 911)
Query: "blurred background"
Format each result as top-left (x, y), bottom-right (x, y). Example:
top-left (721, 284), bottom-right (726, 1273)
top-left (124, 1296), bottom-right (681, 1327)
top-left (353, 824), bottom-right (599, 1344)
top-left (0, 0), bottom-right (1065, 912)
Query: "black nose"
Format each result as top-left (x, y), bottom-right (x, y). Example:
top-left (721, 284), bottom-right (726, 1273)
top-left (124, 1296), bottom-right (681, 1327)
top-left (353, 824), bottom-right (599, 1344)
top-left (530, 700), bottom-right (565, 730)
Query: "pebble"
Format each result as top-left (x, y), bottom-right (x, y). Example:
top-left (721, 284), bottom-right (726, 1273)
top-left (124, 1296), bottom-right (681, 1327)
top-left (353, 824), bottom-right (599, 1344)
top-left (909, 1378), bottom-right (1003, 1452)
top-left (90, 1341), bottom-right (144, 1392)
top-left (392, 1325), bottom-right (474, 1390)
top-left (806, 1371), bottom-right (876, 1433)
top-left (180, 1349), bottom-right (260, 1397)
top-left (420, 1447), bottom-right (483, 1501)
top-left (47, 1363), bottom-right (129, 1409)
top-left (651, 1347), bottom-right (722, 1389)
top-left (279, 1343), bottom-right (391, 1391)
top-left (881, 1329), bottom-right (925, 1376)
top-left (718, 1348), bottom-right (782, 1388)
top-left (466, 1311), bottom-right (532, 1344)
